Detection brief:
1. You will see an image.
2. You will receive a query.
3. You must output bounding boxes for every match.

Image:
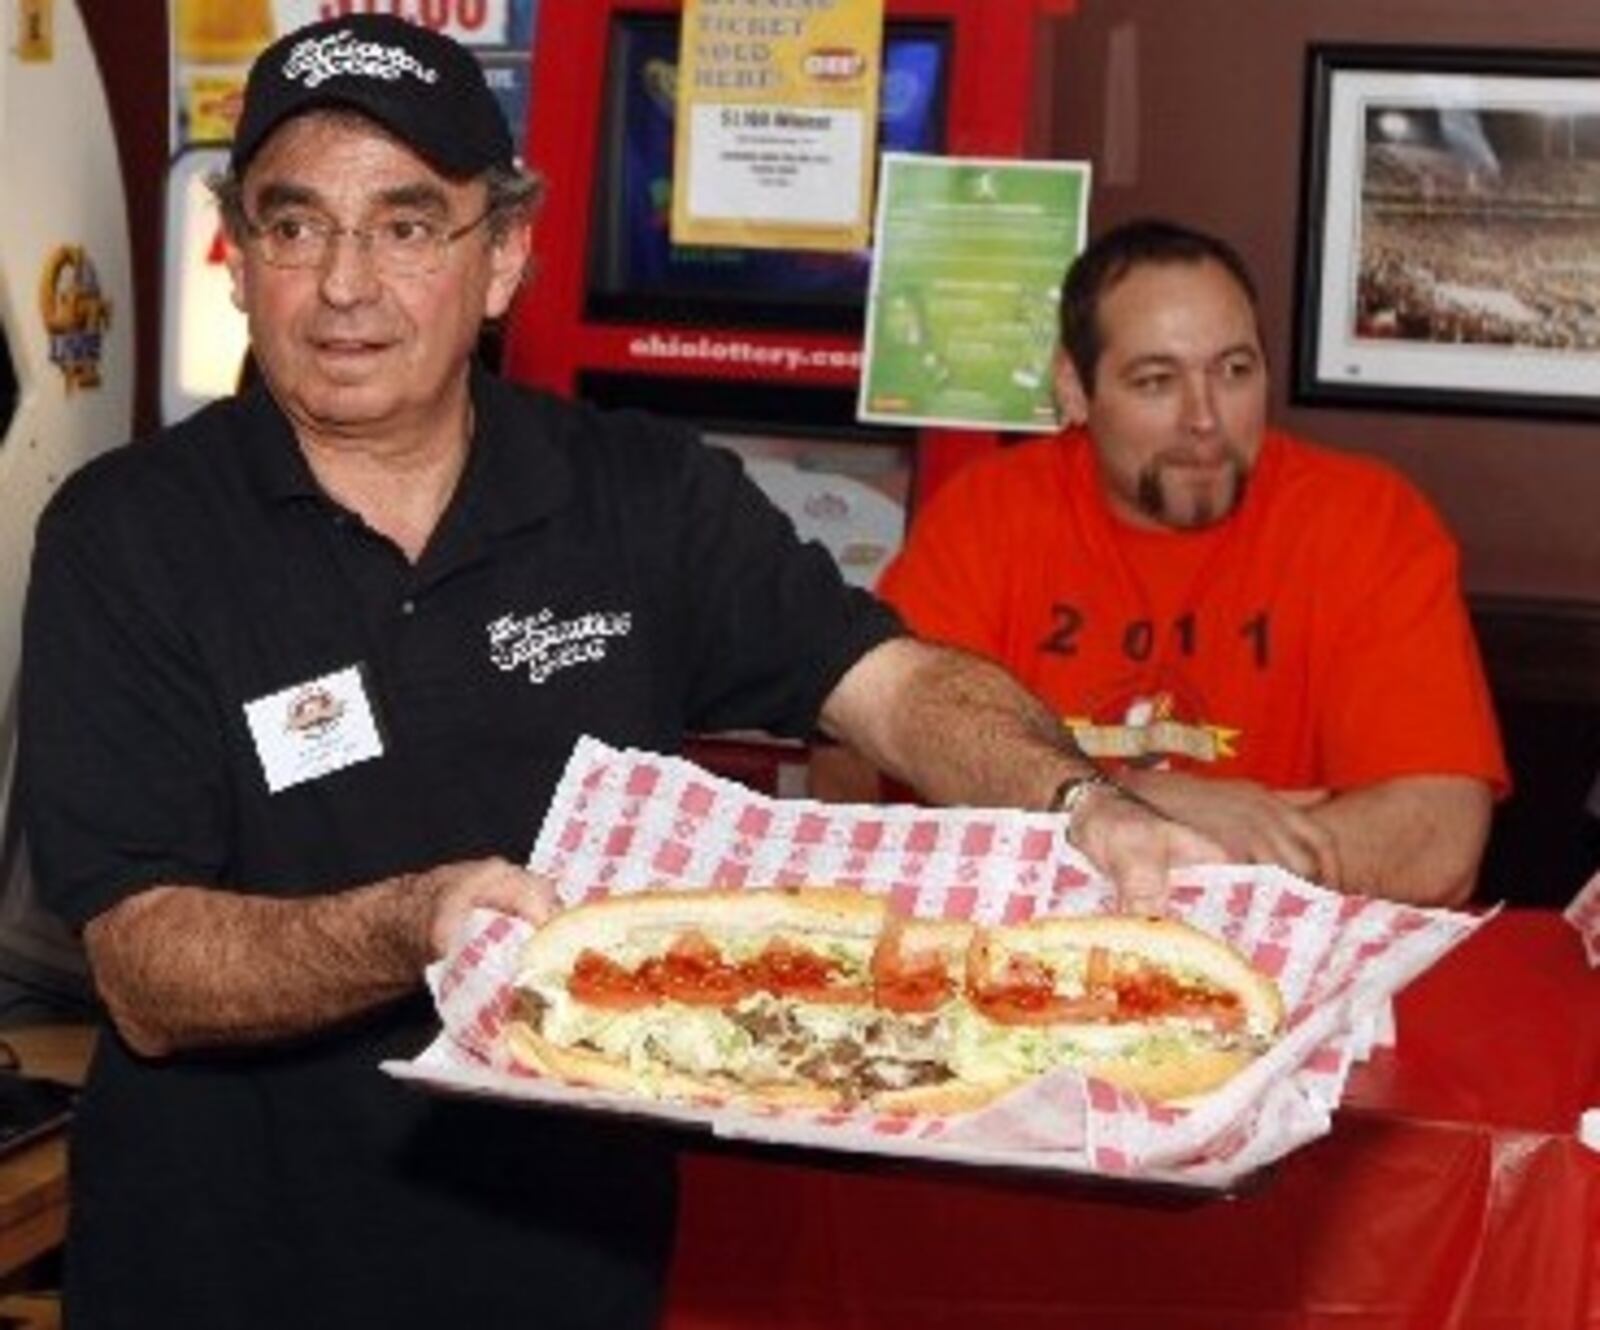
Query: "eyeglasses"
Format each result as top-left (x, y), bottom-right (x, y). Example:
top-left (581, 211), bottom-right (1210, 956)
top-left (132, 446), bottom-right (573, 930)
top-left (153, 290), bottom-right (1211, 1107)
top-left (241, 209), bottom-right (493, 277)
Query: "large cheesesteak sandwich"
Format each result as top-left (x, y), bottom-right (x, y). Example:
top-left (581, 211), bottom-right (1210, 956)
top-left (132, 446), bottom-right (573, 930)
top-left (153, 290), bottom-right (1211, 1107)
top-left (504, 888), bottom-right (1284, 1112)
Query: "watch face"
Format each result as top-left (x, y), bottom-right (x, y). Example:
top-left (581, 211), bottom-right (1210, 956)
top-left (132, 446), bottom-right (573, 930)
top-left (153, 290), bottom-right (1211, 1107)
top-left (1049, 771), bottom-right (1104, 816)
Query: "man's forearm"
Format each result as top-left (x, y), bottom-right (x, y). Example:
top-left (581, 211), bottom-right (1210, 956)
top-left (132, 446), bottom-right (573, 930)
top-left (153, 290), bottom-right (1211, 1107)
top-left (821, 638), bottom-right (1090, 811)
top-left (85, 872), bottom-right (444, 1058)
top-left (821, 638), bottom-right (1225, 913)
top-left (1310, 776), bottom-right (1493, 906)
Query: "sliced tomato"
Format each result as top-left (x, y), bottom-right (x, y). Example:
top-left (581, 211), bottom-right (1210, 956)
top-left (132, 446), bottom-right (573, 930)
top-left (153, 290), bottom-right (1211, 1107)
top-left (875, 969), bottom-right (950, 1013)
top-left (1113, 965), bottom-right (1244, 1029)
top-left (871, 915), bottom-right (955, 1013)
top-left (958, 937), bottom-right (1247, 1029)
top-left (962, 934), bottom-right (1108, 1024)
top-left (971, 985), bottom-right (1117, 1026)
top-left (749, 937), bottom-right (834, 988)
top-left (568, 950), bottom-right (656, 1009)
top-left (643, 946), bottom-right (751, 1006)
top-left (570, 931), bottom-right (875, 1008)
top-left (996, 952), bottom-right (1054, 990)
top-left (964, 935), bottom-right (1070, 997)
top-left (745, 938), bottom-right (866, 1003)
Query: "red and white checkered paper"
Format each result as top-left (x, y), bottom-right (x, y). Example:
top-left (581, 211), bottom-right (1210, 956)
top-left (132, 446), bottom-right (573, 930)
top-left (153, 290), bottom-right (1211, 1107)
top-left (384, 737), bottom-right (1483, 1190)
top-left (1564, 870), bottom-right (1600, 967)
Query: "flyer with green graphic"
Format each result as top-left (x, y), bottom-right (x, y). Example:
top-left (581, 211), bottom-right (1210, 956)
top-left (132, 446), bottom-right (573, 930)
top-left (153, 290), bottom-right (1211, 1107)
top-left (858, 154), bottom-right (1092, 431)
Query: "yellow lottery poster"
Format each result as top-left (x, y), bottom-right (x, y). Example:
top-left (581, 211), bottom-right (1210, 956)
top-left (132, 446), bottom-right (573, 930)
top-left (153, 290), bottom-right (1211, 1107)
top-left (673, 0), bottom-right (882, 252)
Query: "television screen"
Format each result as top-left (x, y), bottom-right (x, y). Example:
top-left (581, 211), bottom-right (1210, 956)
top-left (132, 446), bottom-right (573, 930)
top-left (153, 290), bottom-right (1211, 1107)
top-left (586, 14), bottom-right (950, 331)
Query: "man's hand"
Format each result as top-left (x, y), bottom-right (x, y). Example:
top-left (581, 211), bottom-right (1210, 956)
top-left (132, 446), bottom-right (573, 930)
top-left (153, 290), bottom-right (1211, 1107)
top-left (414, 857), bottom-right (560, 958)
top-left (1295, 775), bottom-right (1491, 906)
top-left (1070, 786), bottom-right (1224, 915)
top-left (1121, 771), bottom-right (1341, 887)
top-left (821, 639), bottom-right (1227, 914)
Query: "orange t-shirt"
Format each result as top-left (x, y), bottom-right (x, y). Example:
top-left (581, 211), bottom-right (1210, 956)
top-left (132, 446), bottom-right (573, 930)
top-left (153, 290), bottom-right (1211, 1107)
top-left (879, 429), bottom-right (1508, 793)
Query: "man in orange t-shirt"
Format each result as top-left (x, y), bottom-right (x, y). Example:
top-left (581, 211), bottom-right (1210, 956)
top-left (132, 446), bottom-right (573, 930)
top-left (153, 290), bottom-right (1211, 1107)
top-left (870, 218), bottom-right (1506, 906)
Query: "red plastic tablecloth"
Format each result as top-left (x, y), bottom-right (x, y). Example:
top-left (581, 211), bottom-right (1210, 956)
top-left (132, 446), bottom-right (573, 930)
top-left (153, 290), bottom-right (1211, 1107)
top-left (663, 909), bottom-right (1600, 1330)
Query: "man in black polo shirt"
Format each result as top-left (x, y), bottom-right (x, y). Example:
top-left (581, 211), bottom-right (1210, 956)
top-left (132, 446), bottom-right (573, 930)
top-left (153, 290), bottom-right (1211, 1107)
top-left (18, 15), bottom-right (1215, 1329)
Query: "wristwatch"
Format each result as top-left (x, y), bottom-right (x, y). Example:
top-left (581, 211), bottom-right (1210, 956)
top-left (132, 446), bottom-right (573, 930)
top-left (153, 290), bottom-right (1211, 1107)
top-left (1046, 767), bottom-right (1122, 847)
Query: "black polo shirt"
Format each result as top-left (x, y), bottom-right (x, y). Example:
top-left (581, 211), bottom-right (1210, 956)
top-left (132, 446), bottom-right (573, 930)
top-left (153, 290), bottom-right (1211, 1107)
top-left (19, 370), bottom-right (901, 1330)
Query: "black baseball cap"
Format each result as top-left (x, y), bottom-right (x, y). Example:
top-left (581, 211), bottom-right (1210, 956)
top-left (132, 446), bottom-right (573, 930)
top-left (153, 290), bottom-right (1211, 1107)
top-left (230, 14), bottom-right (514, 177)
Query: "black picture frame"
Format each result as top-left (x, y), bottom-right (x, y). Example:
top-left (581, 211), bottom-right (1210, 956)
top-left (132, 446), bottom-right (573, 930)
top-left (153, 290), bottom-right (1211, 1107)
top-left (1293, 44), bottom-right (1600, 420)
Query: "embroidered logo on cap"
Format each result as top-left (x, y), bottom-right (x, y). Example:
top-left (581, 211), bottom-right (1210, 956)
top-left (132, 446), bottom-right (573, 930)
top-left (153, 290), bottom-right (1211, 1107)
top-left (281, 29), bottom-right (439, 90)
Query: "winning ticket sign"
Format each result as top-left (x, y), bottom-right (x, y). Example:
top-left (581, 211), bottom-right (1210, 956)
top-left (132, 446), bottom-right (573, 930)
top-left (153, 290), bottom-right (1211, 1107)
top-left (673, 0), bottom-right (883, 252)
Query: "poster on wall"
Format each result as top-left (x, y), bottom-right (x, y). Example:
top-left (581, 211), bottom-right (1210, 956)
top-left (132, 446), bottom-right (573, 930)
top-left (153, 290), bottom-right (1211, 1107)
top-left (858, 153), bottom-right (1092, 431)
top-left (169, 0), bottom-right (540, 158)
top-left (1295, 44), bottom-right (1600, 420)
top-left (672, 0), bottom-right (883, 252)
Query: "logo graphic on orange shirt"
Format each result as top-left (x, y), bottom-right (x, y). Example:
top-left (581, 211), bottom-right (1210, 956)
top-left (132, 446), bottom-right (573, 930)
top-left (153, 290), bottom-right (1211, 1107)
top-left (1066, 689), bottom-right (1239, 768)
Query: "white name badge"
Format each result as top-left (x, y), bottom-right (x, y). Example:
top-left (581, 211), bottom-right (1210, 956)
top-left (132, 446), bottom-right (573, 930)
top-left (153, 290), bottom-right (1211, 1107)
top-left (243, 665), bottom-right (385, 794)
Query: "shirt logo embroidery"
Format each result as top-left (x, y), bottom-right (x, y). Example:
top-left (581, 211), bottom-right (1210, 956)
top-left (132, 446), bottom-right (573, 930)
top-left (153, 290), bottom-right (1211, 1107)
top-left (281, 30), bottom-right (439, 90)
top-left (488, 608), bottom-right (633, 685)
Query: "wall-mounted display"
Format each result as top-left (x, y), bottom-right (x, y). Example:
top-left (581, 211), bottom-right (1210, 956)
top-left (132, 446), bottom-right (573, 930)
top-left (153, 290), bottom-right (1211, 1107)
top-left (859, 153), bottom-right (1089, 431)
top-left (1295, 45), bottom-right (1600, 419)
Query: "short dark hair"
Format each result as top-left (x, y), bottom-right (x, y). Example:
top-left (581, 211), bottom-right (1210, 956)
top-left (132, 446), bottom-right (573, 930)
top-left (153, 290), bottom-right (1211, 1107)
top-left (1059, 218), bottom-right (1260, 389)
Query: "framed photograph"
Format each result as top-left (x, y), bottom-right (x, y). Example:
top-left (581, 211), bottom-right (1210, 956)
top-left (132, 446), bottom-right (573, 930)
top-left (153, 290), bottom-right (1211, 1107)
top-left (1294, 45), bottom-right (1600, 418)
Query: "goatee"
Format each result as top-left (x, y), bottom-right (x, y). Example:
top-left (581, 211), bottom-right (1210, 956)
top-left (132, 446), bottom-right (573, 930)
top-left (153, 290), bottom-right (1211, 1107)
top-left (1135, 454), bottom-right (1248, 529)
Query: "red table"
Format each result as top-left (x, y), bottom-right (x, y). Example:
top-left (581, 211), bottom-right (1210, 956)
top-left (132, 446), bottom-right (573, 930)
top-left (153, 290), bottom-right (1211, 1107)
top-left (662, 909), bottom-right (1600, 1329)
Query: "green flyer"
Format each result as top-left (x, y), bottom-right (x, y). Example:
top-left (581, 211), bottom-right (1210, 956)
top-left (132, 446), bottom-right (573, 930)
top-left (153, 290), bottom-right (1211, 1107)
top-left (858, 153), bottom-right (1092, 430)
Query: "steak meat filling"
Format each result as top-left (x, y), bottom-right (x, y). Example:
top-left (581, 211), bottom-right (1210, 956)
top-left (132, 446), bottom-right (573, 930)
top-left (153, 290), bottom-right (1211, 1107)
top-left (515, 986), bottom-right (956, 1105)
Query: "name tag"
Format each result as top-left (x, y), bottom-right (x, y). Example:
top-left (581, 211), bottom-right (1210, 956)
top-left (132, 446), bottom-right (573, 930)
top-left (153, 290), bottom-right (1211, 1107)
top-left (243, 665), bottom-right (385, 794)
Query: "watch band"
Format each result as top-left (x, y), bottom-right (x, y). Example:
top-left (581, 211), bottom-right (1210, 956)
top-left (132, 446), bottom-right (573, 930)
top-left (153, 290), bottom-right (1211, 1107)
top-left (1046, 767), bottom-right (1121, 847)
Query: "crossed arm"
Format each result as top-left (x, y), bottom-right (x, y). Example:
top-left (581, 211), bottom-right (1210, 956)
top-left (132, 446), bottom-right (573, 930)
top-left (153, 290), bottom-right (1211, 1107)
top-left (1115, 768), bottom-right (1491, 906)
